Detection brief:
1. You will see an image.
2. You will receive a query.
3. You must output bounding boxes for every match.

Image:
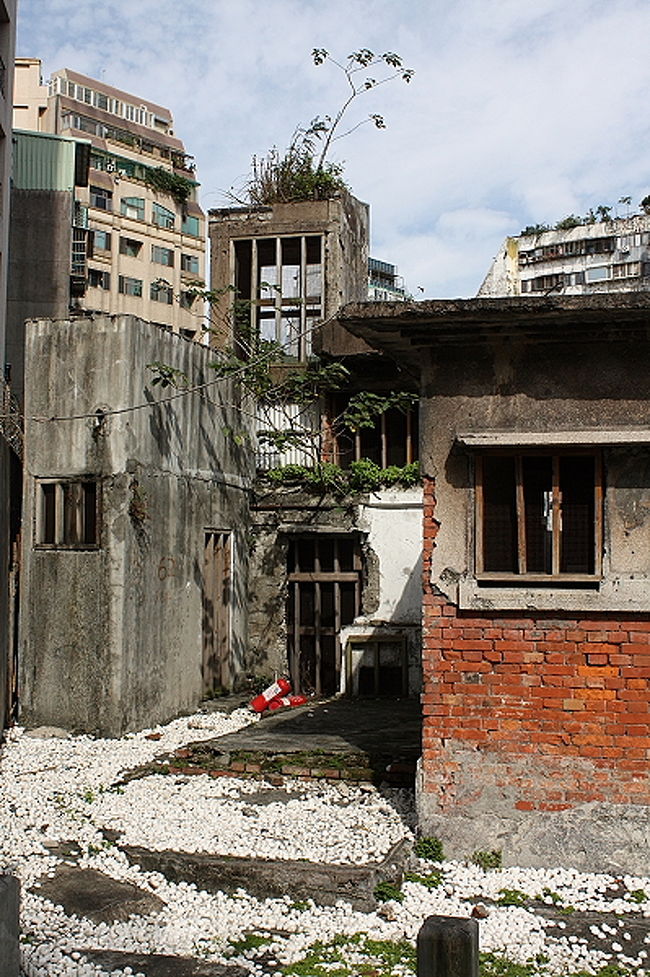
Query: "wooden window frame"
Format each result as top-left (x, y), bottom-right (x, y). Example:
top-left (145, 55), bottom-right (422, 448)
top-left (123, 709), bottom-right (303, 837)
top-left (475, 449), bottom-right (602, 583)
top-left (35, 478), bottom-right (100, 550)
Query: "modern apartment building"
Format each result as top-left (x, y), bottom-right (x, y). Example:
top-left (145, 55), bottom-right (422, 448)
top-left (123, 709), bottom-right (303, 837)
top-left (13, 60), bottom-right (206, 340)
top-left (479, 214), bottom-right (650, 297)
top-left (367, 257), bottom-right (407, 301)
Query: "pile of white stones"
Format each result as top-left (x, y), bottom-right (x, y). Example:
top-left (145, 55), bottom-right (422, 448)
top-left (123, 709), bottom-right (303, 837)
top-left (0, 710), bottom-right (647, 977)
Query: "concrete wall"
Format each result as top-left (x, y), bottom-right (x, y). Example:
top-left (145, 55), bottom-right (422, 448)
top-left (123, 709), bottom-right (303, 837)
top-left (418, 336), bottom-right (650, 874)
top-left (249, 484), bottom-right (422, 694)
top-left (21, 315), bottom-right (253, 735)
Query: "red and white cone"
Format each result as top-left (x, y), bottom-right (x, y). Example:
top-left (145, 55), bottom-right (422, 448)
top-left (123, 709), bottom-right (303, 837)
top-left (268, 694), bottom-right (308, 711)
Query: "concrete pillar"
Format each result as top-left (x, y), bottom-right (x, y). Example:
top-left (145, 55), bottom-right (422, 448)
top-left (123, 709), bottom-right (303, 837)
top-left (417, 914), bottom-right (478, 977)
top-left (0, 874), bottom-right (19, 977)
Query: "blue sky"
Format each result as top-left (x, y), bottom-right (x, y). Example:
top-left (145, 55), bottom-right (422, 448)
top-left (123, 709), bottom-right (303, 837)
top-left (17, 0), bottom-right (650, 297)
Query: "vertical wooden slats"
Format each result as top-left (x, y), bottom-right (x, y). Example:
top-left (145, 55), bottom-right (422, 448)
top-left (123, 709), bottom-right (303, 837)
top-left (552, 455), bottom-right (561, 576)
top-left (515, 456), bottom-right (527, 575)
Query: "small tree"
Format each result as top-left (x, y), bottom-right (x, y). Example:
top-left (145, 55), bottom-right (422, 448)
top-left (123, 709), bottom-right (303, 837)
top-left (243, 48), bottom-right (414, 205)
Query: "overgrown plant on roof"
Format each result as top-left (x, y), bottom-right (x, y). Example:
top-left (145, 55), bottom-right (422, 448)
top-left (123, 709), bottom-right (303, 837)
top-left (243, 48), bottom-right (414, 205)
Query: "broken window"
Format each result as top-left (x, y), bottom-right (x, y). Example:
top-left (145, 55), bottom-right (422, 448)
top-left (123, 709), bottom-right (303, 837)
top-left (286, 535), bottom-right (362, 696)
top-left (35, 479), bottom-right (99, 549)
top-left (233, 235), bottom-right (323, 360)
top-left (475, 453), bottom-right (602, 581)
top-left (328, 394), bottom-right (418, 468)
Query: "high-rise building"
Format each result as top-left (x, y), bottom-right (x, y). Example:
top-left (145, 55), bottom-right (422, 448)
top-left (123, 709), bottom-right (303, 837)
top-left (367, 257), bottom-right (407, 301)
top-left (13, 60), bottom-right (206, 341)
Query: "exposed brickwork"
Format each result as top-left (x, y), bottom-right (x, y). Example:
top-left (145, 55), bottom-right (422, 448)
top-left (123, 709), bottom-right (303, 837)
top-left (421, 476), bottom-right (650, 813)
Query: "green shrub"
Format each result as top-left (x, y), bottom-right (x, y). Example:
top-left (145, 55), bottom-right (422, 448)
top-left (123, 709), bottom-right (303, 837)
top-left (413, 836), bottom-right (444, 862)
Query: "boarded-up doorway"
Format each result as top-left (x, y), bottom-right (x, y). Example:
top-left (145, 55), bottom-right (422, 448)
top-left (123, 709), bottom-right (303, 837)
top-left (202, 530), bottom-right (232, 694)
top-left (287, 535), bottom-right (362, 696)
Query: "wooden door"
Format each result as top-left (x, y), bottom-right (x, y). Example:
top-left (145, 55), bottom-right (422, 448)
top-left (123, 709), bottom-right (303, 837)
top-left (202, 531), bottom-right (232, 694)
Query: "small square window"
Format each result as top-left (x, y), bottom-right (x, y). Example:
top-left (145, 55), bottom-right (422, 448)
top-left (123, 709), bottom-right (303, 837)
top-left (36, 479), bottom-right (99, 548)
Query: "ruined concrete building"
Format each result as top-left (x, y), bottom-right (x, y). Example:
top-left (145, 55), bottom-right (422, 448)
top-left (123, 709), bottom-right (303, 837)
top-left (20, 315), bottom-right (252, 735)
top-left (480, 214), bottom-right (650, 297)
top-left (341, 292), bottom-right (650, 875)
top-left (209, 195), bottom-right (423, 700)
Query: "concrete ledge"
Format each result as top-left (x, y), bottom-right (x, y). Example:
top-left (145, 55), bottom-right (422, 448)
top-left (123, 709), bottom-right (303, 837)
top-left (119, 838), bottom-right (410, 911)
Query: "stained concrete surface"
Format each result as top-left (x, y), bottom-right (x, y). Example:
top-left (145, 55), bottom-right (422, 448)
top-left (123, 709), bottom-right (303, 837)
top-left (204, 695), bottom-right (421, 758)
top-left (35, 865), bottom-right (165, 923)
top-left (80, 949), bottom-right (249, 976)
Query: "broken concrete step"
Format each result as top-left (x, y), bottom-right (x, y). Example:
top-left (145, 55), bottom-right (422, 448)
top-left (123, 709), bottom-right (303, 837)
top-left (33, 865), bottom-right (165, 923)
top-left (79, 949), bottom-right (249, 976)
top-left (119, 837), bottom-right (410, 912)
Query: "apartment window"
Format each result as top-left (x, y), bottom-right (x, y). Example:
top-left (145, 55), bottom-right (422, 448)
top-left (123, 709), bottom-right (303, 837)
top-left (181, 214), bottom-right (200, 236)
top-left (36, 480), bottom-right (99, 549)
top-left (120, 237), bottom-right (143, 258)
top-left (95, 91), bottom-right (108, 111)
top-left (88, 268), bottom-right (111, 289)
top-left (118, 275), bottom-right (143, 297)
top-left (234, 235), bottom-right (322, 359)
top-left (585, 265), bottom-right (610, 283)
top-left (71, 228), bottom-right (88, 276)
top-left (612, 261), bottom-right (641, 279)
top-left (475, 453), bottom-right (602, 581)
top-left (91, 229), bottom-right (111, 252)
top-left (181, 253), bottom-right (199, 274)
top-left (152, 202), bottom-right (175, 229)
top-left (120, 197), bottom-right (145, 221)
top-left (150, 281), bottom-right (174, 304)
top-left (90, 186), bottom-right (112, 211)
top-left (151, 245), bottom-right (174, 267)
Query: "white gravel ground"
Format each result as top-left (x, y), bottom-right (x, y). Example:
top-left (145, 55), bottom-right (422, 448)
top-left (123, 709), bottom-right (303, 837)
top-left (1, 708), bottom-right (648, 977)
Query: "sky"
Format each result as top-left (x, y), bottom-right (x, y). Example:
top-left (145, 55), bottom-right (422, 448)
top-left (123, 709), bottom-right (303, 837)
top-left (17, 0), bottom-right (650, 298)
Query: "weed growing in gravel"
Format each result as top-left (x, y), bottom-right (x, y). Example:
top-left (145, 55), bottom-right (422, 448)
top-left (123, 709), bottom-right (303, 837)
top-left (228, 932), bottom-right (272, 954)
top-left (472, 848), bottom-right (503, 870)
top-left (538, 887), bottom-right (564, 905)
top-left (627, 887), bottom-right (647, 903)
top-left (374, 880), bottom-right (404, 903)
top-left (280, 933), bottom-right (416, 976)
top-left (497, 887), bottom-right (530, 907)
top-left (413, 835), bottom-right (444, 861)
top-left (404, 869), bottom-right (443, 889)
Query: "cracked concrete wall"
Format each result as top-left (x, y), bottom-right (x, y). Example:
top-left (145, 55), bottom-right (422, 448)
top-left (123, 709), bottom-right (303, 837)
top-left (21, 315), bottom-right (253, 735)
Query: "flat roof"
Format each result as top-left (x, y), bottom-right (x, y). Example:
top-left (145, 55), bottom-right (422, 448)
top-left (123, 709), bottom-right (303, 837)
top-left (338, 293), bottom-right (650, 366)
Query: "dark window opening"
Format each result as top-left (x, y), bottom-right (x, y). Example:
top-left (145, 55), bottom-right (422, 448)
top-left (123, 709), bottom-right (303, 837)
top-left (36, 479), bottom-right (99, 549)
top-left (477, 452), bottom-right (600, 581)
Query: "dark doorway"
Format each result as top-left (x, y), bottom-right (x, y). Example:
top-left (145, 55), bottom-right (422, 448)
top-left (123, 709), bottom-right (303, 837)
top-left (286, 535), bottom-right (362, 695)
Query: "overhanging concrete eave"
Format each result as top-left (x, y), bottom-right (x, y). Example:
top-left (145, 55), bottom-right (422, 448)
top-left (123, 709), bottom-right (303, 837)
top-left (338, 294), bottom-right (650, 365)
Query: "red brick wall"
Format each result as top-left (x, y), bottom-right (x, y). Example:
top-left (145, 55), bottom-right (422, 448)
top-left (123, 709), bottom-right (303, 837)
top-left (421, 476), bottom-right (650, 813)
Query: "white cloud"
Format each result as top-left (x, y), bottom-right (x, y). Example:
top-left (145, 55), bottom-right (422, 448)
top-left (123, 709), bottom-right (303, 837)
top-left (18, 0), bottom-right (650, 296)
